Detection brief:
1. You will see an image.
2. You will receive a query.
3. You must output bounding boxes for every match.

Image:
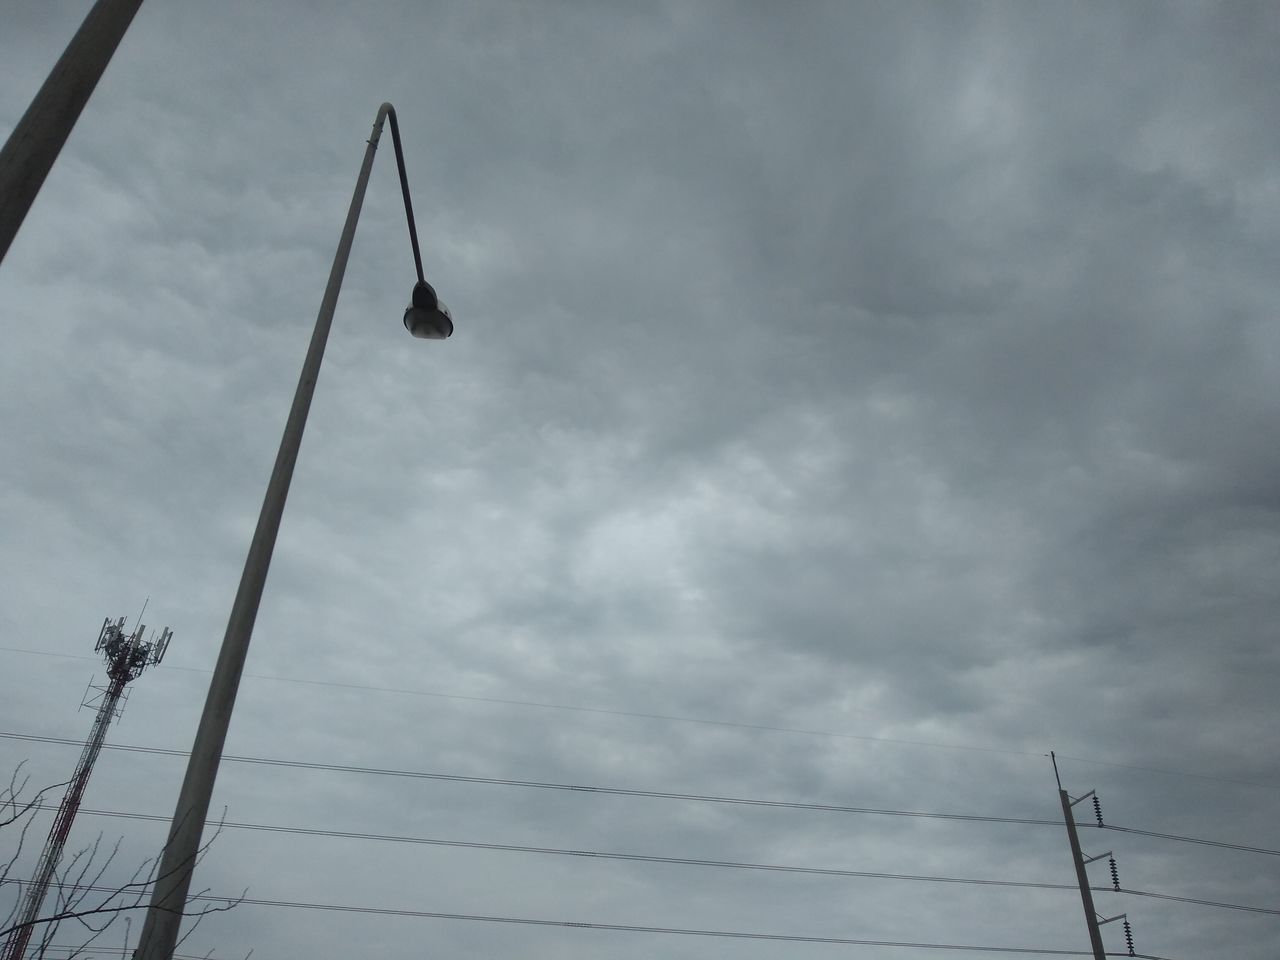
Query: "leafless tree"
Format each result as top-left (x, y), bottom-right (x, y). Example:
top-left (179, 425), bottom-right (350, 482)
top-left (1, 762), bottom-right (244, 960)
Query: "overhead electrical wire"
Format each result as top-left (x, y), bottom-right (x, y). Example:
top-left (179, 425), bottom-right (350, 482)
top-left (1117, 887), bottom-right (1280, 917)
top-left (1051, 753), bottom-right (1280, 790)
top-left (0, 730), bottom-right (1059, 826)
top-left (42, 804), bottom-right (1280, 918)
top-left (1100, 823), bottom-right (1280, 857)
top-left (41, 950), bottom-right (211, 960)
top-left (42, 802), bottom-right (1077, 891)
top-left (7, 643), bottom-right (1276, 791)
top-left (12, 883), bottom-right (1123, 956)
top-left (38, 946), bottom-right (1172, 960)
top-left (0, 645), bottom-right (1042, 758)
top-left (9, 731), bottom-right (1277, 860)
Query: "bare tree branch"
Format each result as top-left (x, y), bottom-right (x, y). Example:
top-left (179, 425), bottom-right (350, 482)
top-left (1, 767), bottom-right (245, 959)
top-left (3, 887), bottom-right (241, 937)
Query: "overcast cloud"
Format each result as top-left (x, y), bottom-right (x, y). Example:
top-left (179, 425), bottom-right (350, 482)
top-left (2, 2), bottom-right (1279, 958)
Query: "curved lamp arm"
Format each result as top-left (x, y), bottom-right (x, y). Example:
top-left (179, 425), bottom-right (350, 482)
top-left (378, 103), bottom-right (453, 339)
top-left (381, 102), bottom-right (425, 285)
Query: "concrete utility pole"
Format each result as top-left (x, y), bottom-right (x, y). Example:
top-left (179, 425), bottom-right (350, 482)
top-left (0, 0), bottom-right (144, 265)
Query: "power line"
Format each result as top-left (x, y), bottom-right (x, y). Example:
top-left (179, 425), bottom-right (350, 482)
top-left (0, 645), bottom-right (1041, 759)
top-left (46, 805), bottom-right (1280, 920)
top-left (1054, 753), bottom-right (1279, 790)
top-left (13, 730), bottom-right (1278, 858)
top-left (6, 644), bottom-right (1274, 791)
top-left (47, 802), bottom-right (1078, 892)
top-left (15, 884), bottom-right (1115, 956)
top-left (1100, 823), bottom-right (1280, 858)
top-left (1119, 887), bottom-right (1280, 917)
top-left (41, 950), bottom-right (210, 960)
top-left (205, 901), bottom-right (1097, 955)
top-left (1, 731), bottom-right (1061, 826)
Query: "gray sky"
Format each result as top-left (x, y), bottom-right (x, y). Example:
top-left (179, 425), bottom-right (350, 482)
top-left (2, 1), bottom-right (1278, 957)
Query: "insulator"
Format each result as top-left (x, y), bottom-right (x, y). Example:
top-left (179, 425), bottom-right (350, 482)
top-left (1123, 919), bottom-right (1135, 956)
top-left (1108, 856), bottom-right (1120, 891)
top-left (1092, 794), bottom-right (1104, 826)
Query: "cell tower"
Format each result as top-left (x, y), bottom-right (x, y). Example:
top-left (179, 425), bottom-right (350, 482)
top-left (1, 616), bottom-right (171, 960)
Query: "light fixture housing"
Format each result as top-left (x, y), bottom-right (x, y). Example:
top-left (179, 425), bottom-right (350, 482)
top-left (403, 280), bottom-right (453, 339)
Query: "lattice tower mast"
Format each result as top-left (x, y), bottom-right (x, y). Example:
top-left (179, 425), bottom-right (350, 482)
top-left (1, 617), bottom-right (171, 960)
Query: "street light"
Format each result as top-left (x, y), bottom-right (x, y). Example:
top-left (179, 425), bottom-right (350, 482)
top-left (132, 102), bottom-right (449, 960)
top-left (405, 278), bottom-right (453, 339)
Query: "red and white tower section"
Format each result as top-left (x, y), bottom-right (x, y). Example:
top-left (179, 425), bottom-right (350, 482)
top-left (1, 616), bottom-right (171, 960)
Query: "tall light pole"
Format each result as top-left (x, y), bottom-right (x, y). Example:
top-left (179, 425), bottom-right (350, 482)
top-left (132, 102), bottom-right (452, 960)
top-left (0, 0), bottom-right (145, 265)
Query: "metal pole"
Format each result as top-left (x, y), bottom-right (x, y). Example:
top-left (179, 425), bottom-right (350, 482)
top-left (1059, 788), bottom-right (1107, 960)
top-left (131, 104), bottom-right (395, 960)
top-left (0, 0), bottom-right (144, 265)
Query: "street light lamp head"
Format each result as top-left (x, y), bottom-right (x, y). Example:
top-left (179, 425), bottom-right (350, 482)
top-left (404, 300), bottom-right (453, 339)
top-left (404, 279), bottom-right (453, 339)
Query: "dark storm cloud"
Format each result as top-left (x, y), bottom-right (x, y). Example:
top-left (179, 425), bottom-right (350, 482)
top-left (3, 2), bottom-right (1279, 959)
